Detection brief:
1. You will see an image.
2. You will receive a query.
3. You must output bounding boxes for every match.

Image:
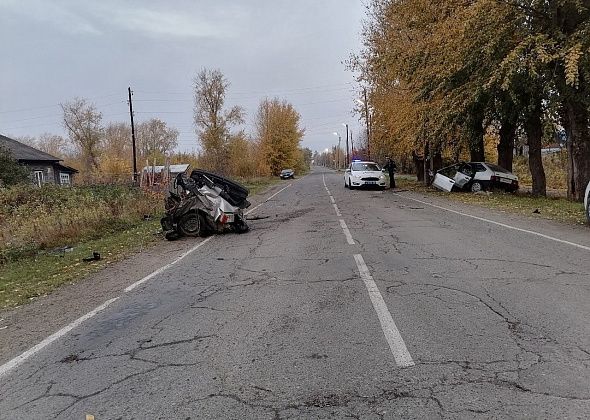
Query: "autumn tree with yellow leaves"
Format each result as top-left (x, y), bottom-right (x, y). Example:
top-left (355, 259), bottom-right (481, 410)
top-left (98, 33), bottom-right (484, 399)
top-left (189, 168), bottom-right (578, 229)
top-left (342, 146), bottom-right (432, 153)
top-left (354, 0), bottom-right (590, 199)
top-left (255, 98), bottom-right (305, 176)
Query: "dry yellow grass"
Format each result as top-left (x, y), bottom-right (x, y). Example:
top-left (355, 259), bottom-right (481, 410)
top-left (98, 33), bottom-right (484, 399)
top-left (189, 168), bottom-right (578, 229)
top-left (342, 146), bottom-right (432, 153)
top-left (0, 185), bottom-right (162, 264)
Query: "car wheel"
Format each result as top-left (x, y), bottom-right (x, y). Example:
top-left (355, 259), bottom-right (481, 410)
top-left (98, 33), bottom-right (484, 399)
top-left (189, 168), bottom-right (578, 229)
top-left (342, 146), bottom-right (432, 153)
top-left (344, 179), bottom-right (348, 188)
top-left (586, 193), bottom-right (590, 225)
top-left (179, 213), bottom-right (201, 237)
top-left (471, 181), bottom-right (483, 193)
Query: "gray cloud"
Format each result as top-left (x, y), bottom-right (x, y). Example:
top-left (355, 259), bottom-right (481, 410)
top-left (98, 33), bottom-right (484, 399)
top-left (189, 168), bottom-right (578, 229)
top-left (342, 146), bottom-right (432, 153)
top-left (0, 0), bottom-right (365, 154)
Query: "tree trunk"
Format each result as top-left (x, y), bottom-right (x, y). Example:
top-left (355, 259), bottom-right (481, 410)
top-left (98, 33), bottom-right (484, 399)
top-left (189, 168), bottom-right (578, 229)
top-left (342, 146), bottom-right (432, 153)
top-left (563, 98), bottom-right (590, 202)
top-left (432, 149), bottom-right (443, 173)
top-left (524, 105), bottom-right (546, 196)
top-left (413, 150), bottom-right (424, 182)
top-left (423, 141), bottom-right (431, 185)
top-left (498, 117), bottom-right (517, 171)
top-left (469, 114), bottom-right (485, 162)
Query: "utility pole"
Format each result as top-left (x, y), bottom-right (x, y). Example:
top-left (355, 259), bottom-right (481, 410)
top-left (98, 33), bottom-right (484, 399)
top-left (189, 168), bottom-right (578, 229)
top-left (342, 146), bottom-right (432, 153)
top-left (128, 87), bottom-right (138, 183)
top-left (337, 136), bottom-right (341, 170)
top-left (363, 88), bottom-right (370, 159)
top-left (350, 130), bottom-right (354, 159)
top-left (344, 123), bottom-right (349, 167)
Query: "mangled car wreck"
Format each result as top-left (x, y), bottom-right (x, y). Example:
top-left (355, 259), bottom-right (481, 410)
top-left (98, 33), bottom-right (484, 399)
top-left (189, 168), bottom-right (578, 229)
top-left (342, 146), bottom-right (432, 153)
top-left (161, 169), bottom-right (250, 240)
top-left (432, 162), bottom-right (519, 193)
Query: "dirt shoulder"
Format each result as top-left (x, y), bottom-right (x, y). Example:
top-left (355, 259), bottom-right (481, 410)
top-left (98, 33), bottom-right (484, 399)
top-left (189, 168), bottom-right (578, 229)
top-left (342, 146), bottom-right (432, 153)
top-left (0, 181), bottom-right (286, 365)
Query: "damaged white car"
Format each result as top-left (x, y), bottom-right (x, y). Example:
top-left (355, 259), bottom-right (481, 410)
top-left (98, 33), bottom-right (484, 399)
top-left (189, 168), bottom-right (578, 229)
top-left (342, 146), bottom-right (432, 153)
top-left (432, 162), bottom-right (519, 193)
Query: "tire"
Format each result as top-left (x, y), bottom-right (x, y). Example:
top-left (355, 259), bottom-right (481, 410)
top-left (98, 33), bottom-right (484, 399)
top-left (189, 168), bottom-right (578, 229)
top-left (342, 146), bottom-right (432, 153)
top-left (344, 178), bottom-right (348, 188)
top-left (178, 213), bottom-right (201, 237)
top-left (470, 181), bottom-right (483, 193)
top-left (586, 193), bottom-right (590, 225)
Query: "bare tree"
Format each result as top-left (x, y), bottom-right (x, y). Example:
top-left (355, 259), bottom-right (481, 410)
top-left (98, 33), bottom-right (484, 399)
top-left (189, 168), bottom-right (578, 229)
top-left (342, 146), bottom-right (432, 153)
top-left (61, 98), bottom-right (103, 172)
top-left (104, 122), bottom-right (132, 158)
top-left (193, 68), bottom-right (244, 173)
top-left (36, 133), bottom-right (70, 158)
top-left (136, 118), bottom-right (179, 162)
top-left (15, 133), bottom-right (69, 159)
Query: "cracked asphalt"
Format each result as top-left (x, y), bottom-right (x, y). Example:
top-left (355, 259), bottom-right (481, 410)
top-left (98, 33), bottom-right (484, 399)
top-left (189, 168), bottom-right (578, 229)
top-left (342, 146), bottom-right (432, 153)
top-left (1, 167), bottom-right (589, 419)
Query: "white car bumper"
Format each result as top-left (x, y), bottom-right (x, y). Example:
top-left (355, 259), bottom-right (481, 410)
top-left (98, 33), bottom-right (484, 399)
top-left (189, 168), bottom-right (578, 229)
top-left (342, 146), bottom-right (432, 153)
top-left (349, 178), bottom-right (386, 187)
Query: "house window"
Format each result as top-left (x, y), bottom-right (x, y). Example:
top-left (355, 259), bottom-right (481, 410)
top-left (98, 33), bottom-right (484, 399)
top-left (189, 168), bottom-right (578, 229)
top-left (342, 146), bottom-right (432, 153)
top-left (60, 172), bottom-right (71, 185)
top-left (34, 171), bottom-right (44, 187)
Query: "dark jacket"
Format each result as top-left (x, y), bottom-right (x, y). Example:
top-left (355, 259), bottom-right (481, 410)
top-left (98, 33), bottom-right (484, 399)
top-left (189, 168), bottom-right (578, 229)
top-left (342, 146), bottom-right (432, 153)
top-left (383, 160), bottom-right (397, 176)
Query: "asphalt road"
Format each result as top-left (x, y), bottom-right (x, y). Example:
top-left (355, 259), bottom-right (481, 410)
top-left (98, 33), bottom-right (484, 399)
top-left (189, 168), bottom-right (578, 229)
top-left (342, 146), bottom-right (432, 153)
top-left (1, 167), bottom-right (589, 419)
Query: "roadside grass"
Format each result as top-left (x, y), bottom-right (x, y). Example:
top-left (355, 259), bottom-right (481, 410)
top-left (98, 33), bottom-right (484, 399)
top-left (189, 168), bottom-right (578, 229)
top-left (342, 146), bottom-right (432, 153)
top-left (237, 176), bottom-right (284, 195)
top-left (395, 177), bottom-right (587, 226)
top-left (0, 219), bottom-right (161, 309)
top-left (0, 176), bottom-right (281, 310)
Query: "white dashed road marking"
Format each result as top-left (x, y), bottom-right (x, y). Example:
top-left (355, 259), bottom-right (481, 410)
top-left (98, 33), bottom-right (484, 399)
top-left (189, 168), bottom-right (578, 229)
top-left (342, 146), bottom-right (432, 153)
top-left (324, 171), bottom-right (415, 367)
top-left (333, 204), bottom-right (342, 217)
top-left (354, 254), bottom-right (415, 368)
top-left (339, 219), bottom-right (355, 245)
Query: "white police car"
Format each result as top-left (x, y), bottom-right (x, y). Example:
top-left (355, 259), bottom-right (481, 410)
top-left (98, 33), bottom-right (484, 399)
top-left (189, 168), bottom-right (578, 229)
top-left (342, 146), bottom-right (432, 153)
top-left (344, 161), bottom-right (387, 189)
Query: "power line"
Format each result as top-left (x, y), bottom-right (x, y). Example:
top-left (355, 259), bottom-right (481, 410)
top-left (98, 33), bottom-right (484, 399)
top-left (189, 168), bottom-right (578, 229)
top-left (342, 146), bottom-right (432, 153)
top-left (135, 81), bottom-right (354, 97)
top-left (0, 92), bottom-right (121, 114)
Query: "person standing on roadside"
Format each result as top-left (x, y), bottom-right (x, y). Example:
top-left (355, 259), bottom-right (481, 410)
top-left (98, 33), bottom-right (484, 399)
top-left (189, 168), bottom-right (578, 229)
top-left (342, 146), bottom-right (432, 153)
top-left (383, 157), bottom-right (397, 189)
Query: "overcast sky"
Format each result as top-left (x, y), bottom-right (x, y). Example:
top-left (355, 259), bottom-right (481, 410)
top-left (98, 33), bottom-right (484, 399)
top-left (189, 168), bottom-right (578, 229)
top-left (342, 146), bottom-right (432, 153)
top-left (0, 0), bottom-right (366, 155)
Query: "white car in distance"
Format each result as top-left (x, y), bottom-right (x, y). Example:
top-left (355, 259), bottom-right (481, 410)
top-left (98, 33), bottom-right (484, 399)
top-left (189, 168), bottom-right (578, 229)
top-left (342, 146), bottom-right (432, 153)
top-left (344, 161), bottom-right (387, 190)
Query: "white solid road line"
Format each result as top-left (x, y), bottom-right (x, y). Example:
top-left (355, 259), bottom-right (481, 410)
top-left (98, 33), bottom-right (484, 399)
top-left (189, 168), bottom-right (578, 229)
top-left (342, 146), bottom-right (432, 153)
top-left (0, 183), bottom-right (296, 379)
top-left (125, 236), bottom-right (214, 292)
top-left (354, 254), bottom-right (415, 368)
top-left (396, 193), bottom-right (590, 252)
top-left (330, 196), bottom-right (336, 204)
top-left (245, 183), bottom-right (292, 216)
top-left (0, 297), bottom-right (120, 378)
top-left (339, 219), bottom-right (355, 245)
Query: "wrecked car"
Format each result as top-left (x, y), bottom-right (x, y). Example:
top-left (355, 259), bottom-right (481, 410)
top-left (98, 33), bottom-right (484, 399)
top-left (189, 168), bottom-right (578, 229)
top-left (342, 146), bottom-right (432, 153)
top-left (161, 169), bottom-right (250, 240)
top-left (432, 162), bottom-right (519, 193)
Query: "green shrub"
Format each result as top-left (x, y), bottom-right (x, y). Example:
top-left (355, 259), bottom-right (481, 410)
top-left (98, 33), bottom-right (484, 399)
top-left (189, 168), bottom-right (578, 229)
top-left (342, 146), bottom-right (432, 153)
top-left (0, 184), bottom-right (162, 264)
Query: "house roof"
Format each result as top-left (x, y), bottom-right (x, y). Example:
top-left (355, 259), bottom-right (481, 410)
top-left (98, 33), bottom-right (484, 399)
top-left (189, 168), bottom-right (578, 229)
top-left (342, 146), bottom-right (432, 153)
top-left (141, 164), bottom-right (190, 174)
top-left (0, 134), bottom-right (61, 162)
top-left (54, 163), bottom-right (79, 173)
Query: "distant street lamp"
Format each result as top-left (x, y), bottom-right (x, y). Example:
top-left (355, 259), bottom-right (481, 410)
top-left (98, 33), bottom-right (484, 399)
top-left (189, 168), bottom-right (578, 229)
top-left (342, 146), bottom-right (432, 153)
top-left (333, 132), bottom-right (341, 170)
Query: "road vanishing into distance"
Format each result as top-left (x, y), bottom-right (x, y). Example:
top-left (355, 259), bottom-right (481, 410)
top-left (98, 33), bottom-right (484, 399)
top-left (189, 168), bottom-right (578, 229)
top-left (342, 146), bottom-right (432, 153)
top-left (1, 166), bottom-right (590, 419)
